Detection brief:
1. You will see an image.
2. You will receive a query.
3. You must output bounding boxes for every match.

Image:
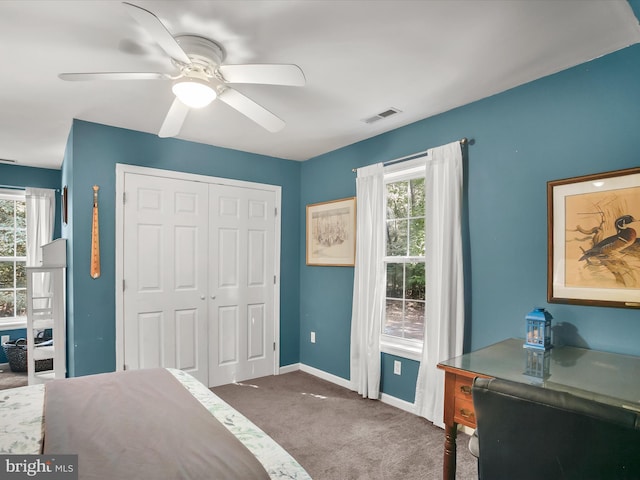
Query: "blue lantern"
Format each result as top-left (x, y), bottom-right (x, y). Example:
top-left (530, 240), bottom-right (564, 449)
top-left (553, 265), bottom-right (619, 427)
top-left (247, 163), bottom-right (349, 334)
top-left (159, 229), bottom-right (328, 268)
top-left (524, 307), bottom-right (552, 350)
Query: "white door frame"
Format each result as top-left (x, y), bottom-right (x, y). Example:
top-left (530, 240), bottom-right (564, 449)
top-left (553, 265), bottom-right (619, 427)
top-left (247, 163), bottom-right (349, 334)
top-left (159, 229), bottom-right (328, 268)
top-left (115, 164), bottom-right (282, 378)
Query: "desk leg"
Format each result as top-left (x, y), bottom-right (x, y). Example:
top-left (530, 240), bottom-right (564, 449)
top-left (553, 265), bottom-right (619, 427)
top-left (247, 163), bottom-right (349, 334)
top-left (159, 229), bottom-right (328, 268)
top-left (442, 372), bottom-right (457, 480)
top-left (443, 421), bottom-right (457, 480)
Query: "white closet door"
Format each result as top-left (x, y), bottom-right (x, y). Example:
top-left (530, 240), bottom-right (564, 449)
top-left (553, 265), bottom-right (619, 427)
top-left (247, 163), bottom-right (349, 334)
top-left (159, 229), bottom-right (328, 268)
top-left (209, 184), bottom-right (276, 387)
top-left (122, 173), bottom-right (209, 385)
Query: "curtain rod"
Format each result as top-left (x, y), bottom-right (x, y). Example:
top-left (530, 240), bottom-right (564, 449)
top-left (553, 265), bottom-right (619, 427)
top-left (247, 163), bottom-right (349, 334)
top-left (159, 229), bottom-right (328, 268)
top-left (352, 137), bottom-right (471, 173)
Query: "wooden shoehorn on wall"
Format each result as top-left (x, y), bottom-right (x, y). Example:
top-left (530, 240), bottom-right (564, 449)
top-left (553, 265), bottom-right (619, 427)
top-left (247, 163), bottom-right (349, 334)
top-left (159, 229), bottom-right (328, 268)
top-left (91, 185), bottom-right (101, 279)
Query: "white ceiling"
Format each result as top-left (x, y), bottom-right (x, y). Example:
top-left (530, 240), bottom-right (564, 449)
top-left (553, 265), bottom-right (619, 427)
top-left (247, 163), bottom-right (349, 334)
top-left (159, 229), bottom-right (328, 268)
top-left (1, 1), bottom-right (639, 170)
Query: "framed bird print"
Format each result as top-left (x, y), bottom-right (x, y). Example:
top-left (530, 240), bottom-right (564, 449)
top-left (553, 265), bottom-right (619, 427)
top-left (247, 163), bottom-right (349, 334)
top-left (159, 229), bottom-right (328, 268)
top-left (548, 167), bottom-right (640, 308)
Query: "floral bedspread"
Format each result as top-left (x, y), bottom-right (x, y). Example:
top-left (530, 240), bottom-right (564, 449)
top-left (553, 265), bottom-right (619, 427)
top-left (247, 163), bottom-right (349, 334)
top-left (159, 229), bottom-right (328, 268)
top-left (0, 370), bottom-right (311, 480)
top-left (0, 384), bottom-right (45, 454)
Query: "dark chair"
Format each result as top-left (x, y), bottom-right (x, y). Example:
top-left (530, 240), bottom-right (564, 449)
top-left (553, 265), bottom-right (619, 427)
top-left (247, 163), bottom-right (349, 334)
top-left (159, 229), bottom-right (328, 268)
top-left (472, 377), bottom-right (640, 480)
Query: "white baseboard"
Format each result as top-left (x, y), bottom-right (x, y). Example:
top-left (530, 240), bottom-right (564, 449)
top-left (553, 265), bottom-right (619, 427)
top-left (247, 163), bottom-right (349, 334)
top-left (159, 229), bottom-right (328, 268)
top-left (299, 363), bottom-right (351, 390)
top-left (280, 364), bottom-right (470, 425)
top-left (278, 363), bottom-right (300, 375)
top-left (293, 363), bottom-right (417, 415)
top-left (0, 362), bottom-right (10, 372)
top-left (380, 392), bottom-right (416, 414)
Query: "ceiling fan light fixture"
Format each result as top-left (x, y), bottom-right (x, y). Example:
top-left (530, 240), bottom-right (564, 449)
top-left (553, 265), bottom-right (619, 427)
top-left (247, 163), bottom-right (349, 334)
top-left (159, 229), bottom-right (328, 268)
top-left (172, 78), bottom-right (217, 109)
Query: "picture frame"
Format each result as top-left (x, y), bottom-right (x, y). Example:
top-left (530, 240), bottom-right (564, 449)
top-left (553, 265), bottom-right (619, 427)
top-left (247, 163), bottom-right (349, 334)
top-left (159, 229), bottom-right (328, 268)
top-left (306, 197), bottom-right (356, 266)
top-left (547, 167), bottom-right (640, 308)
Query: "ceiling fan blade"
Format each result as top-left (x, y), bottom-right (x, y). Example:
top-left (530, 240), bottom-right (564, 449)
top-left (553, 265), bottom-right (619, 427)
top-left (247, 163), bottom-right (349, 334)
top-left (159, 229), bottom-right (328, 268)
top-left (218, 64), bottom-right (305, 86)
top-left (122, 2), bottom-right (191, 65)
top-left (59, 72), bottom-right (170, 81)
top-left (158, 97), bottom-right (190, 138)
top-left (218, 88), bottom-right (286, 133)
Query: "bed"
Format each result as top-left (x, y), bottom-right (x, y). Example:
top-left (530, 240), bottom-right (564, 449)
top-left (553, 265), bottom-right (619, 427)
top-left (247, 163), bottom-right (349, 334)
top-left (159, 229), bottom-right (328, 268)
top-left (0, 368), bottom-right (311, 479)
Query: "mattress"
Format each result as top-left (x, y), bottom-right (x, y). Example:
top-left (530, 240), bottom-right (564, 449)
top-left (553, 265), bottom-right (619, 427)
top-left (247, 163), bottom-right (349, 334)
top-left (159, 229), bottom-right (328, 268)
top-left (0, 368), bottom-right (311, 479)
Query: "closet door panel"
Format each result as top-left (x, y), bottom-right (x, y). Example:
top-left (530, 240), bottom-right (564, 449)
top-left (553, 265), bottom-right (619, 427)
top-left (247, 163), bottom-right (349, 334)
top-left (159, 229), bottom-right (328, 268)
top-left (209, 184), bottom-right (275, 387)
top-left (123, 173), bottom-right (208, 384)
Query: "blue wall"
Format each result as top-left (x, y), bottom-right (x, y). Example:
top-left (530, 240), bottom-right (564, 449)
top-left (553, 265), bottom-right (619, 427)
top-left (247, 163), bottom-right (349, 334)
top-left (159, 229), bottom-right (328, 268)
top-left (63, 121), bottom-right (301, 376)
top-left (300, 43), bottom-right (640, 401)
top-left (380, 354), bottom-right (420, 403)
top-left (0, 329), bottom-right (28, 364)
top-left (6, 26), bottom-right (640, 405)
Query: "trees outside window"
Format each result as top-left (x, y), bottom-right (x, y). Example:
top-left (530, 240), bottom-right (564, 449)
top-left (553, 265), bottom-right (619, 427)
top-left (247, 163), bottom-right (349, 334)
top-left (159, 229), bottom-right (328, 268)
top-left (383, 175), bottom-right (425, 344)
top-left (0, 193), bottom-right (27, 320)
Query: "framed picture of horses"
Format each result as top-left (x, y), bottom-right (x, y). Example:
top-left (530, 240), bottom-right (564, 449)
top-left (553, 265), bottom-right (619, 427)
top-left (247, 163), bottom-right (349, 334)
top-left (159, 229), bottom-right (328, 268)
top-left (306, 197), bottom-right (356, 266)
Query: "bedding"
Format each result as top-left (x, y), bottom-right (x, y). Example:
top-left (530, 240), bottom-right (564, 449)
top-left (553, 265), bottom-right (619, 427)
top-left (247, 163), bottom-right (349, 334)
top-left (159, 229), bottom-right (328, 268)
top-left (0, 368), bottom-right (311, 480)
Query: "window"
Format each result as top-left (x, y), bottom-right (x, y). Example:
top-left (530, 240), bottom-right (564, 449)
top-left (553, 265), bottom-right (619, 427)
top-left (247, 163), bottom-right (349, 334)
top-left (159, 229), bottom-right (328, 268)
top-left (381, 161), bottom-right (425, 359)
top-left (0, 191), bottom-right (27, 322)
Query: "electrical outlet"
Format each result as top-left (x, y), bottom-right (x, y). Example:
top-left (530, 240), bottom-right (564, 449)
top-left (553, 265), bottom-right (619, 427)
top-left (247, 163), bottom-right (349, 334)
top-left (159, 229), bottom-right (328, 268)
top-left (310, 331), bottom-right (316, 343)
top-left (1, 335), bottom-right (9, 346)
top-left (393, 360), bottom-right (402, 375)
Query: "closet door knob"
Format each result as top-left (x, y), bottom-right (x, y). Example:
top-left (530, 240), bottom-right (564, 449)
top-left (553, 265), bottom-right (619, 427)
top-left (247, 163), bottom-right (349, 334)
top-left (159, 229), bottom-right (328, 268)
top-left (210, 295), bottom-right (216, 300)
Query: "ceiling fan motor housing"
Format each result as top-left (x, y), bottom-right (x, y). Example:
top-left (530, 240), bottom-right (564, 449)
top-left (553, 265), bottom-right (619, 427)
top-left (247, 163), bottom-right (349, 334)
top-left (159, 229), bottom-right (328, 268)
top-left (175, 35), bottom-right (225, 67)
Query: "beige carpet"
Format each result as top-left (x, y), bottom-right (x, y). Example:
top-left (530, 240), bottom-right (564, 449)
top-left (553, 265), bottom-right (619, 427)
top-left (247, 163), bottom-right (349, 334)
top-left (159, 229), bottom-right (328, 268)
top-left (213, 371), bottom-right (478, 480)
top-left (0, 368), bottom-right (28, 390)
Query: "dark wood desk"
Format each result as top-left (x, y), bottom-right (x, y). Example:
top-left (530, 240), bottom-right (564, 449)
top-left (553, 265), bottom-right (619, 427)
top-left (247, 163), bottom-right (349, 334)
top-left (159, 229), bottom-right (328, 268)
top-left (437, 338), bottom-right (640, 480)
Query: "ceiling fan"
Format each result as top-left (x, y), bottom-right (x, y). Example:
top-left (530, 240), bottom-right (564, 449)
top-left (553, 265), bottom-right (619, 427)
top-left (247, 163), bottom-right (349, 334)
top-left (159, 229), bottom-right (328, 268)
top-left (59, 2), bottom-right (305, 137)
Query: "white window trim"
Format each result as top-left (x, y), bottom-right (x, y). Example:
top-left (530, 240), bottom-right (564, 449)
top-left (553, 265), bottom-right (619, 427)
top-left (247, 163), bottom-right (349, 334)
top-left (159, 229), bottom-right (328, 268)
top-left (381, 157), bottom-right (427, 360)
top-left (0, 189), bottom-right (25, 198)
top-left (0, 318), bottom-right (27, 330)
top-left (380, 334), bottom-right (423, 361)
top-left (0, 189), bottom-right (27, 328)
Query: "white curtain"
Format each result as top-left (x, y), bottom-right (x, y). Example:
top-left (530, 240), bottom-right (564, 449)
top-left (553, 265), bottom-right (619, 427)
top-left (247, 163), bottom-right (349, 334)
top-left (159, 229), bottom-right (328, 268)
top-left (414, 141), bottom-right (465, 428)
top-left (25, 188), bottom-right (56, 312)
top-left (25, 188), bottom-right (56, 267)
top-left (350, 163), bottom-right (385, 398)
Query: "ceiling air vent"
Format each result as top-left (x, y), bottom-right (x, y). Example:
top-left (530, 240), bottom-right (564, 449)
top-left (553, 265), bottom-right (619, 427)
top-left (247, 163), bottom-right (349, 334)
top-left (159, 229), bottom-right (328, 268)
top-left (362, 107), bottom-right (402, 124)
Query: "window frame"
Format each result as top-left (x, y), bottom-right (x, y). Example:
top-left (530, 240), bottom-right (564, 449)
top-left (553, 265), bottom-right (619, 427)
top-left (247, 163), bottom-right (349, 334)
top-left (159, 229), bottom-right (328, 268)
top-left (0, 189), bottom-right (27, 328)
top-left (380, 157), bottom-right (426, 362)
